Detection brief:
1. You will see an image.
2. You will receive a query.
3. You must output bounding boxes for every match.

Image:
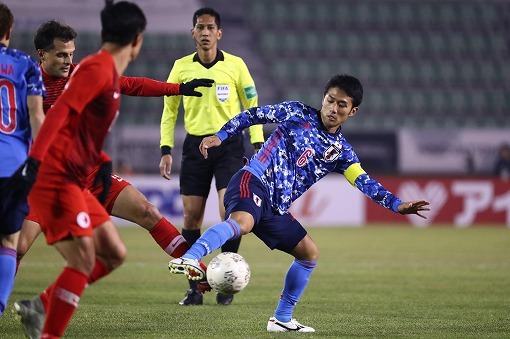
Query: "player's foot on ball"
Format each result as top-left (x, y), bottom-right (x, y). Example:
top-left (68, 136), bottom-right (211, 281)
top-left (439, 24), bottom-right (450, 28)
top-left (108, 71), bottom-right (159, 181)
top-left (216, 292), bottom-right (234, 305)
top-left (179, 289), bottom-right (203, 306)
top-left (168, 257), bottom-right (205, 281)
top-left (13, 298), bottom-right (46, 339)
top-left (267, 316), bottom-right (315, 332)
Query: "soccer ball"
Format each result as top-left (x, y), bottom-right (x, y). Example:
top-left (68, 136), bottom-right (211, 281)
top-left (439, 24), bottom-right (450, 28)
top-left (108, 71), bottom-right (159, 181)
top-left (207, 252), bottom-right (250, 294)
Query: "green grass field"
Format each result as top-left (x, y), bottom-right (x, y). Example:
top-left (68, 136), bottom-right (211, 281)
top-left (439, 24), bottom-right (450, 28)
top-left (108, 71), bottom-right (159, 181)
top-left (2, 226), bottom-right (509, 338)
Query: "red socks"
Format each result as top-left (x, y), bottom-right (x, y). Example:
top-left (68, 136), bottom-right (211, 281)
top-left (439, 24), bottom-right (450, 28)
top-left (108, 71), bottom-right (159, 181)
top-left (40, 258), bottom-right (111, 312)
top-left (88, 257), bottom-right (111, 284)
top-left (41, 267), bottom-right (88, 338)
top-left (149, 218), bottom-right (189, 258)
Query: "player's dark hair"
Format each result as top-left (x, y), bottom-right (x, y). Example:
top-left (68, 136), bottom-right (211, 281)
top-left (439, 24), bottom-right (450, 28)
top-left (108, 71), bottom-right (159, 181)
top-left (0, 3), bottom-right (14, 41)
top-left (34, 20), bottom-right (77, 51)
top-left (193, 7), bottom-right (221, 28)
top-left (101, 0), bottom-right (146, 46)
top-left (324, 74), bottom-right (363, 108)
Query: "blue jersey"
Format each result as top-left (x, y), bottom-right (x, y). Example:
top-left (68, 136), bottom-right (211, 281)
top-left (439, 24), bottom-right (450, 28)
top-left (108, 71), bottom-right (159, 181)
top-left (0, 44), bottom-right (45, 177)
top-left (216, 101), bottom-right (402, 215)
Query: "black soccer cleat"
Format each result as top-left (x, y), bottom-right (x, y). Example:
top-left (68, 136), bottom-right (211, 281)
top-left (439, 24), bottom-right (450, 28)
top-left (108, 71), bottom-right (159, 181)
top-left (179, 289), bottom-right (203, 306)
top-left (215, 292), bottom-right (234, 305)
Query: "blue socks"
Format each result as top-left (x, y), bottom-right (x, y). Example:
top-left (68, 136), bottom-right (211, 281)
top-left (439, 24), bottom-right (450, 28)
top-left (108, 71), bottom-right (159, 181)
top-left (0, 247), bottom-right (17, 316)
top-left (183, 219), bottom-right (242, 261)
top-left (274, 259), bottom-right (317, 322)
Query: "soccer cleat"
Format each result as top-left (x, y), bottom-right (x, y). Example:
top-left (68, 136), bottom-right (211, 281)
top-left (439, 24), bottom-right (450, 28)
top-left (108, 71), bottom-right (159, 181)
top-left (168, 257), bottom-right (205, 281)
top-left (267, 316), bottom-right (315, 332)
top-left (216, 292), bottom-right (234, 305)
top-left (13, 297), bottom-right (46, 339)
top-left (178, 289), bottom-right (203, 306)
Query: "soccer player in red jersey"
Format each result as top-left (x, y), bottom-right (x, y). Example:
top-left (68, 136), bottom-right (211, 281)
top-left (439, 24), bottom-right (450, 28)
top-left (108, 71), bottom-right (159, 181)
top-left (8, 1), bottom-right (175, 337)
top-left (15, 18), bottom-right (211, 281)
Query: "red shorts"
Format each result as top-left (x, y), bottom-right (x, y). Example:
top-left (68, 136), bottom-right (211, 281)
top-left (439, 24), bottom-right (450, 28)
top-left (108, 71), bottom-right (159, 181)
top-left (86, 169), bottom-right (131, 214)
top-left (26, 170), bottom-right (131, 226)
top-left (28, 180), bottom-right (110, 245)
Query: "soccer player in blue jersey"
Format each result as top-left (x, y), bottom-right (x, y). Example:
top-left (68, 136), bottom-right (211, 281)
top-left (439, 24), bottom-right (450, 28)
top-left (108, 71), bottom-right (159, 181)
top-left (169, 74), bottom-right (430, 332)
top-left (0, 2), bottom-right (45, 317)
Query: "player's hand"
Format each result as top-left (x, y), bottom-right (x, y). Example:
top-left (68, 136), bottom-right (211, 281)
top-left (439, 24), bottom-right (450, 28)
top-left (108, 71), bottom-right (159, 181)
top-left (159, 154), bottom-right (173, 180)
top-left (6, 156), bottom-right (41, 201)
top-left (398, 200), bottom-right (430, 219)
top-left (93, 161), bottom-right (112, 205)
top-left (179, 78), bottom-right (214, 97)
top-left (199, 136), bottom-right (222, 159)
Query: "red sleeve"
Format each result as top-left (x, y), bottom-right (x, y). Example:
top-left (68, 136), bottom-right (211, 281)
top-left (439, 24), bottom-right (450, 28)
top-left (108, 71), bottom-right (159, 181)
top-left (119, 76), bottom-right (180, 97)
top-left (29, 100), bottom-right (72, 161)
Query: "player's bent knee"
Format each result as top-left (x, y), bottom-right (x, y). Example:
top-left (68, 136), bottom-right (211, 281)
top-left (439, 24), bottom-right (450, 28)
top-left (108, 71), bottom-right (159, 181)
top-left (108, 243), bottom-right (127, 269)
top-left (144, 201), bottom-right (163, 223)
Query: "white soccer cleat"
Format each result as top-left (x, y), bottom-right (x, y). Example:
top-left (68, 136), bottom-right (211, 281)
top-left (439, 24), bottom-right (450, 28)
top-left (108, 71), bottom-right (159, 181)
top-left (13, 297), bottom-right (45, 339)
top-left (267, 316), bottom-right (315, 332)
top-left (168, 257), bottom-right (205, 281)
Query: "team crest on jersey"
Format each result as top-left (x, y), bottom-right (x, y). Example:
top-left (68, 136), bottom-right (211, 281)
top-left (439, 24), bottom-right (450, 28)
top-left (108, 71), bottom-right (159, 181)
top-left (76, 211), bottom-right (91, 229)
top-left (216, 85), bottom-right (230, 102)
top-left (323, 144), bottom-right (341, 162)
top-left (253, 193), bottom-right (262, 207)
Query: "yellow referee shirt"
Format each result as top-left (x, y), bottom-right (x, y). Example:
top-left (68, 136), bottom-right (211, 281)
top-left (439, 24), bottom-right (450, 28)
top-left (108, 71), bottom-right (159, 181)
top-left (160, 50), bottom-right (264, 148)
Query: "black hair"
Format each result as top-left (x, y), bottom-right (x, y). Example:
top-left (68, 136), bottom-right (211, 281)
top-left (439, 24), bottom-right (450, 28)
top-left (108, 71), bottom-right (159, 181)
top-left (324, 74), bottom-right (363, 108)
top-left (0, 3), bottom-right (14, 41)
top-left (34, 20), bottom-right (77, 51)
top-left (101, 0), bottom-right (146, 46)
top-left (193, 7), bottom-right (221, 28)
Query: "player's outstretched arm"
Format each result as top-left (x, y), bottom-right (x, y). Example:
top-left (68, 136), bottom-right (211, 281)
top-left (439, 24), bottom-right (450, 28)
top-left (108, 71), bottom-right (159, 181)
top-left (179, 78), bottom-right (214, 97)
top-left (199, 136), bottom-right (222, 159)
top-left (397, 200), bottom-right (430, 219)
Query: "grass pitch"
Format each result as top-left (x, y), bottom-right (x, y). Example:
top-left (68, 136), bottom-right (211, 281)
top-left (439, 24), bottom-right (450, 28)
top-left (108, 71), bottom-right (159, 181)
top-left (2, 226), bottom-right (509, 338)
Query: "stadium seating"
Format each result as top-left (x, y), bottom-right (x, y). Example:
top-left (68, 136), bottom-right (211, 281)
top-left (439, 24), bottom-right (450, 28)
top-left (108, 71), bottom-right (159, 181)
top-left (247, 0), bottom-right (510, 129)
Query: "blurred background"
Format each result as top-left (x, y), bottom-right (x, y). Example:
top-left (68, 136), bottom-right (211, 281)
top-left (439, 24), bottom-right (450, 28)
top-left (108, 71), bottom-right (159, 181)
top-left (4, 0), bottom-right (510, 226)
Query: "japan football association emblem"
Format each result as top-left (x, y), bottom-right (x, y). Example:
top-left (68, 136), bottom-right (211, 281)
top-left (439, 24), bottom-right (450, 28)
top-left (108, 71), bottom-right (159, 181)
top-left (252, 193), bottom-right (262, 207)
top-left (323, 144), bottom-right (341, 162)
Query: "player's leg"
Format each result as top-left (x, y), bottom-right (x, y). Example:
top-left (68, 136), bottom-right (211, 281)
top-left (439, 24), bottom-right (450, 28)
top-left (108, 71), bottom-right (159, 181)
top-left (262, 215), bottom-right (317, 333)
top-left (170, 170), bottom-right (262, 276)
top-left (16, 219), bottom-right (42, 269)
top-left (178, 134), bottom-right (213, 305)
top-left (178, 195), bottom-right (207, 305)
top-left (0, 231), bottom-right (19, 316)
top-left (110, 184), bottom-right (189, 258)
top-left (42, 235), bottom-right (95, 338)
top-left (0, 180), bottom-right (28, 317)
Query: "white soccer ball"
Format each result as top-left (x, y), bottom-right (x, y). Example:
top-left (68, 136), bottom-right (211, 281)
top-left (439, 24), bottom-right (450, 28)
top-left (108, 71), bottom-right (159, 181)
top-left (207, 252), bottom-right (250, 294)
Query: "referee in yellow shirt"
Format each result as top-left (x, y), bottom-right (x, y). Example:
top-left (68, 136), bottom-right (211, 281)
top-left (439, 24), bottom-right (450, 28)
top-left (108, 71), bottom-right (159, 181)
top-left (159, 7), bottom-right (264, 306)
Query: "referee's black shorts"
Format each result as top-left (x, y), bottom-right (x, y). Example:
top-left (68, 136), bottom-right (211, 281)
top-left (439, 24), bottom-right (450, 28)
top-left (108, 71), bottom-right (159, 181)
top-left (179, 133), bottom-right (245, 197)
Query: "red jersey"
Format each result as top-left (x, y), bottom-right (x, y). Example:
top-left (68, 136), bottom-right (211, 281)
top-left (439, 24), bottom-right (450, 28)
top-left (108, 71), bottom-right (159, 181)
top-left (41, 63), bottom-right (180, 113)
top-left (30, 49), bottom-right (120, 186)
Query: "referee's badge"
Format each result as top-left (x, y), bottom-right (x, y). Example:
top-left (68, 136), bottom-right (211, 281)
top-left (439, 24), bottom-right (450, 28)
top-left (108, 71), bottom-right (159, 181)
top-left (253, 193), bottom-right (262, 207)
top-left (216, 84), bottom-right (230, 102)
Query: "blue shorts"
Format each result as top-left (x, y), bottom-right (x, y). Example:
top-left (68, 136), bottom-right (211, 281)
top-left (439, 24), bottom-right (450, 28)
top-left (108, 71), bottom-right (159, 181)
top-left (0, 178), bottom-right (29, 235)
top-left (224, 169), bottom-right (307, 253)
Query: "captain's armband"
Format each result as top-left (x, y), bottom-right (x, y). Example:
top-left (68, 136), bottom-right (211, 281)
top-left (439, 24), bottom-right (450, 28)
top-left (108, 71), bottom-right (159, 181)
top-left (343, 163), bottom-right (366, 186)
